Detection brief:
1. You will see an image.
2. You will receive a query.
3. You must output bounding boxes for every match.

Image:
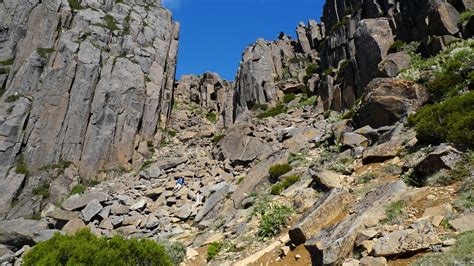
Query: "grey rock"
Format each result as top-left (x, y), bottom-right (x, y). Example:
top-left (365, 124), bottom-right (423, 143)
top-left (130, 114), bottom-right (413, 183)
top-left (341, 132), bottom-right (369, 149)
top-left (0, 218), bottom-right (48, 247)
top-left (174, 203), bottom-right (193, 220)
top-left (360, 257), bottom-right (387, 266)
top-left (32, 229), bottom-right (64, 243)
top-left (305, 181), bottom-right (407, 265)
top-left (355, 78), bottom-right (430, 128)
top-left (450, 212), bottom-right (474, 233)
top-left (309, 168), bottom-right (344, 190)
top-left (372, 219), bottom-right (441, 256)
top-left (62, 218), bottom-right (86, 235)
top-left (195, 184), bottom-right (229, 222)
top-left (81, 199), bottom-right (103, 222)
top-left (379, 52), bottom-right (411, 77)
top-left (289, 188), bottom-right (352, 245)
top-left (130, 199), bottom-right (147, 211)
top-left (62, 192), bottom-right (108, 211)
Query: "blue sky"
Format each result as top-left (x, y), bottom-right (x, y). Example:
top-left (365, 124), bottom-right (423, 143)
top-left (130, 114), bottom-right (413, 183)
top-left (162, 0), bottom-right (324, 80)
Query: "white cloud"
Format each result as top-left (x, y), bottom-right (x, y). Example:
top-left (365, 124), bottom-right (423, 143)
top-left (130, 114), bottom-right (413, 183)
top-left (162, 0), bottom-right (181, 9)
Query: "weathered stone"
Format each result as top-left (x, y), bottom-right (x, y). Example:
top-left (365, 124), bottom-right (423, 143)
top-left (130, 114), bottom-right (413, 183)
top-left (81, 199), bottom-right (103, 222)
top-left (213, 126), bottom-right (271, 165)
top-left (33, 229), bottom-right (64, 243)
top-left (62, 192), bottom-right (108, 211)
top-left (372, 220), bottom-right (441, 256)
top-left (195, 184), bottom-right (229, 222)
top-left (289, 188), bottom-right (352, 245)
top-left (0, 218), bottom-right (48, 247)
top-left (411, 144), bottom-right (463, 178)
top-left (341, 132), bottom-right (369, 149)
top-left (355, 79), bottom-right (430, 128)
top-left (305, 181), bottom-right (407, 265)
top-left (130, 199), bottom-right (147, 211)
top-left (0, 172), bottom-right (26, 219)
top-left (379, 52), bottom-right (411, 77)
top-left (422, 203), bottom-right (453, 218)
top-left (44, 208), bottom-right (78, 221)
top-left (360, 256), bottom-right (387, 266)
top-left (62, 218), bottom-right (86, 235)
top-left (450, 212), bottom-right (474, 233)
top-left (175, 203), bottom-right (193, 220)
top-left (309, 168), bottom-right (344, 190)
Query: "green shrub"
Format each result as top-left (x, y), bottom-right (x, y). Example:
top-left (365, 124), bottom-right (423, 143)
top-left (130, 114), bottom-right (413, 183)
top-left (330, 17), bottom-right (350, 32)
top-left (207, 242), bottom-right (222, 262)
top-left (323, 67), bottom-right (335, 76)
top-left (258, 204), bottom-right (293, 238)
top-left (251, 196), bottom-right (271, 217)
top-left (282, 93), bottom-right (296, 103)
top-left (454, 178), bottom-right (473, 211)
top-left (408, 92), bottom-right (474, 147)
top-left (398, 39), bottom-right (473, 102)
top-left (212, 134), bottom-right (225, 144)
top-left (268, 164), bottom-right (292, 181)
top-left (271, 175), bottom-right (300, 195)
top-left (252, 103), bottom-right (268, 111)
top-left (388, 40), bottom-right (404, 53)
top-left (304, 63), bottom-right (318, 83)
top-left (356, 172), bottom-right (377, 184)
top-left (5, 94), bottom-right (19, 102)
top-left (383, 201), bottom-right (405, 224)
top-left (297, 96), bottom-right (317, 108)
top-left (0, 67), bottom-right (8, 75)
top-left (381, 164), bottom-right (402, 176)
top-left (414, 231), bottom-right (474, 265)
top-left (39, 161), bottom-right (73, 171)
top-left (206, 112), bottom-right (217, 123)
top-left (236, 176), bottom-right (244, 185)
top-left (0, 58), bottom-right (14, 65)
top-left (270, 183), bottom-right (285, 195)
top-left (15, 156), bottom-right (29, 175)
top-left (460, 10), bottom-right (474, 24)
top-left (257, 104), bottom-right (287, 119)
top-left (32, 184), bottom-right (50, 198)
top-left (68, 0), bottom-right (83, 10)
top-left (70, 184), bottom-right (85, 195)
top-left (160, 241), bottom-right (186, 266)
top-left (23, 229), bottom-right (173, 266)
top-left (94, 15), bottom-right (119, 32)
top-left (289, 57), bottom-right (304, 64)
top-left (37, 48), bottom-right (55, 59)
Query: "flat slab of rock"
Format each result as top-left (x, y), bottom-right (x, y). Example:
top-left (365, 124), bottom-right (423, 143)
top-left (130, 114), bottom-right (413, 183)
top-left (33, 229), bottom-right (64, 243)
top-left (81, 199), bottom-right (103, 222)
top-left (45, 208), bottom-right (79, 221)
top-left (305, 181), bottom-right (407, 265)
top-left (372, 219), bottom-right (441, 256)
top-left (449, 212), bottom-right (474, 233)
top-left (195, 184), bottom-right (229, 222)
top-left (0, 218), bottom-right (48, 247)
top-left (62, 192), bottom-right (108, 211)
top-left (289, 187), bottom-right (352, 245)
top-left (309, 168), bottom-right (344, 190)
top-left (62, 218), bottom-right (86, 235)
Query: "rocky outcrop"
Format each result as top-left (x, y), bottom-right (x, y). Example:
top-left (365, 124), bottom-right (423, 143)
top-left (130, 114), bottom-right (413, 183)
top-left (355, 79), bottom-right (430, 128)
top-left (0, 0), bottom-right (179, 181)
top-left (175, 73), bottom-right (234, 128)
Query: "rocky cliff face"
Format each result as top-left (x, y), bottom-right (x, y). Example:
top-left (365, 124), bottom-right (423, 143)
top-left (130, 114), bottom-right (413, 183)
top-left (174, 73), bottom-right (234, 129)
top-left (230, 0), bottom-right (472, 120)
top-left (0, 0), bottom-right (179, 181)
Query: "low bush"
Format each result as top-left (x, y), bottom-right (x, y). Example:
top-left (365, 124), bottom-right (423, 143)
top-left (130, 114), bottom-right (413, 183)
top-left (5, 94), bottom-right (20, 103)
top-left (70, 184), bottom-right (85, 195)
top-left (206, 112), bottom-right (217, 123)
top-left (212, 134), bottom-right (225, 144)
top-left (15, 156), bottom-right (29, 175)
top-left (414, 231), bottom-right (474, 265)
top-left (282, 93), bottom-right (296, 103)
top-left (271, 175), bottom-right (300, 195)
top-left (32, 184), bottom-right (50, 198)
top-left (408, 92), bottom-right (474, 147)
top-left (258, 204), bottom-right (293, 238)
top-left (207, 242), bottom-right (222, 262)
top-left (67, 0), bottom-right (83, 10)
top-left (36, 48), bottom-right (55, 59)
top-left (268, 164), bottom-right (292, 182)
top-left (459, 10), bottom-right (474, 24)
top-left (23, 229), bottom-right (173, 266)
top-left (160, 241), bottom-right (186, 266)
top-left (355, 172), bottom-right (377, 184)
top-left (388, 40), bottom-right (404, 53)
top-left (383, 201), bottom-right (405, 224)
top-left (257, 104), bottom-right (287, 119)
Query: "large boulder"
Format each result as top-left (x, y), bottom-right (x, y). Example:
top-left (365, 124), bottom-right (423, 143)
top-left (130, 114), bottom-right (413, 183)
top-left (289, 188), bottom-right (352, 245)
top-left (372, 219), bottom-right (441, 256)
top-left (305, 181), bottom-right (407, 265)
top-left (213, 124), bottom-right (272, 165)
top-left (62, 192), bottom-right (108, 211)
top-left (0, 172), bottom-right (26, 219)
top-left (354, 19), bottom-right (394, 93)
top-left (0, 218), bottom-right (48, 248)
top-left (355, 79), bottom-right (430, 128)
top-left (378, 52), bottom-right (411, 77)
